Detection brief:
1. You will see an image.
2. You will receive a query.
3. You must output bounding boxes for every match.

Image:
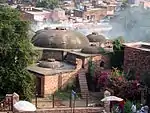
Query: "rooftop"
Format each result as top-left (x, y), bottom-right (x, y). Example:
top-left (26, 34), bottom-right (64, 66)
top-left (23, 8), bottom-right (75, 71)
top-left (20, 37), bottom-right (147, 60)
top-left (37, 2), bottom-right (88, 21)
top-left (123, 42), bottom-right (150, 52)
top-left (25, 10), bottom-right (50, 15)
top-left (27, 62), bottom-right (75, 76)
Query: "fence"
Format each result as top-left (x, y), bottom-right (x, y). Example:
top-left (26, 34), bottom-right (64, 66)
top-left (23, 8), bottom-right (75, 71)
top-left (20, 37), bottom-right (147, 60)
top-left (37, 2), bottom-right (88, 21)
top-left (0, 96), bottom-right (13, 112)
top-left (33, 92), bottom-right (104, 109)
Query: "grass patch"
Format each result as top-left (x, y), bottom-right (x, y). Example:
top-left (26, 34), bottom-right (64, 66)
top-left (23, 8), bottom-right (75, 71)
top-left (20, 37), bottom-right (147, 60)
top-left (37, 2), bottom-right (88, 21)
top-left (49, 90), bottom-right (81, 101)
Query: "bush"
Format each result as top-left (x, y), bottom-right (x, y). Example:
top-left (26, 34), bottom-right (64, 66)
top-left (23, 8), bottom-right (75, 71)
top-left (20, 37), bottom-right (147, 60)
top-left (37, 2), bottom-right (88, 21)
top-left (124, 100), bottom-right (132, 113)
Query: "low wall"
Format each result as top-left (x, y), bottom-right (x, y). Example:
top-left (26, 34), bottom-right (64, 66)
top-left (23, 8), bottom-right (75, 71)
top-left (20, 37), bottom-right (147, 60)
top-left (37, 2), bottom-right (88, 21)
top-left (15, 107), bottom-right (103, 113)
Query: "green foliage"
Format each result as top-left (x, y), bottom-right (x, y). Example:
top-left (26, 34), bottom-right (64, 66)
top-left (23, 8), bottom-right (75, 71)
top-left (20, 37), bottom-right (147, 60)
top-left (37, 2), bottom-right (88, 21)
top-left (99, 47), bottom-right (105, 53)
top-left (36, 0), bottom-right (59, 9)
top-left (111, 67), bottom-right (123, 77)
top-left (122, 0), bottom-right (128, 3)
top-left (124, 100), bottom-right (132, 113)
top-left (88, 58), bottom-right (95, 77)
top-left (111, 36), bottom-right (124, 70)
top-left (0, 6), bottom-right (37, 101)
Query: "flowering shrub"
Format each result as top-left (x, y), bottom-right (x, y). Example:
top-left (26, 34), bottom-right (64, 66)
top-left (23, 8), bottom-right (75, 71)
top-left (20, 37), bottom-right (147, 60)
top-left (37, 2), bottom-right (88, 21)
top-left (96, 68), bottom-right (141, 100)
top-left (97, 72), bottom-right (110, 87)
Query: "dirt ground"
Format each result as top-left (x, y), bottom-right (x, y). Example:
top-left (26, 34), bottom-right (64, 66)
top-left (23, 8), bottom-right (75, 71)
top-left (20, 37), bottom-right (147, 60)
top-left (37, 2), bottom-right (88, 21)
top-left (32, 92), bottom-right (104, 109)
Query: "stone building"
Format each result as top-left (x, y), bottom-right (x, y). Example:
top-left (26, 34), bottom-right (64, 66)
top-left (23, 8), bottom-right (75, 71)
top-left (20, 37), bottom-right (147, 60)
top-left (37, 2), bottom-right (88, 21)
top-left (123, 42), bottom-right (150, 76)
top-left (28, 28), bottom-right (111, 97)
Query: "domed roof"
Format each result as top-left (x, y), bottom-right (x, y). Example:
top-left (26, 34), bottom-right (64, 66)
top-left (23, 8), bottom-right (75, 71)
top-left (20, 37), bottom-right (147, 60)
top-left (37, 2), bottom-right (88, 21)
top-left (87, 32), bottom-right (106, 43)
top-left (81, 46), bottom-right (105, 54)
top-left (32, 28), bottom-right (90, 49)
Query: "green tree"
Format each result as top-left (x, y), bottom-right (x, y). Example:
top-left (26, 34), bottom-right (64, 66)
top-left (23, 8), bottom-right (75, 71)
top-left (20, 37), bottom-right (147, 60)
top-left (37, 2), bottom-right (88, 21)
top-left (36, 0), bottom-right (59, 9)
top-left (0, 6), bottom-right (36, 101)
top-left (88, 57), bottom-right (95, 77)
top-left (111, 36), bottom-right (125, 70)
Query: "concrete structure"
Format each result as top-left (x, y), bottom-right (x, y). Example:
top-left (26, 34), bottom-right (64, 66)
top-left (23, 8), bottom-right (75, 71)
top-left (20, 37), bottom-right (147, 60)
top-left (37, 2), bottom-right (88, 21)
top-left (123, 42), bottom-right (150, 76)
top-left (28, 28), bottom-right (111, 97)
top-left (140, 1), bottom-right (150, 9)
top-left (51, 8), bottom-right (67, 22)
top-left (20, 7), bottom-right (51, 25)
top-left (20, 7), bottom-right (67, 23)
top-left (28, 48), bottom-right (110, 97)
top-left (83, 8), bottom-right (107, 22)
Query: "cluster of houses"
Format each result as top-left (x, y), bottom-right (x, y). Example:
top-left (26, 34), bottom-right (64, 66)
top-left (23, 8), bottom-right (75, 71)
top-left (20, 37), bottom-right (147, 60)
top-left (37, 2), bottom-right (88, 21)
top-left (6, 0), bottom-right (118, 25)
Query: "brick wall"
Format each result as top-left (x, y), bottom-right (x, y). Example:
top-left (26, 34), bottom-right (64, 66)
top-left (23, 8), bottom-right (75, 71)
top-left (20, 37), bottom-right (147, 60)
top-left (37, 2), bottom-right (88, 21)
top-left (43, 54), bottom-right (110, 96)
top-left (124, 46), bottom-right (150, 75)
top-left (44, 59), bottom-right (82, 95)
top-left (15, 107), bottom-right (103, 113)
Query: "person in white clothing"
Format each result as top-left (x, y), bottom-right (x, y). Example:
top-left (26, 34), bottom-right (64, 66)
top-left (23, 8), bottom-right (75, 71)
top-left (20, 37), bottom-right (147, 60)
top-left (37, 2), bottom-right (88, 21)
top-left (131, 103), bottom-right (137, 113)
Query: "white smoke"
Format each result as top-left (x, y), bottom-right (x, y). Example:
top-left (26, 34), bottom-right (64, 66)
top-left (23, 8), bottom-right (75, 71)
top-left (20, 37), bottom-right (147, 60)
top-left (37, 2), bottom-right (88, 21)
top-left (107, 5), bottom-right (150, 42)
top-left (30, 5), bottom-right (150, 42)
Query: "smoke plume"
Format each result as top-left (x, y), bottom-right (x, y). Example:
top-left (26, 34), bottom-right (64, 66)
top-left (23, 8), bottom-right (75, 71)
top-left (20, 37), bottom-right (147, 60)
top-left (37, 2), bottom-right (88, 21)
top-left (107, 5), bottom-right (150, 42)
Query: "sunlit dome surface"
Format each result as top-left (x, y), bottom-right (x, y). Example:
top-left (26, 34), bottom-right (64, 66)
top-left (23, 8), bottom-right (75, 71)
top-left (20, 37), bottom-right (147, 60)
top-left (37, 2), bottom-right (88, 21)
top-left (32, 28), bottom-right (90, 49)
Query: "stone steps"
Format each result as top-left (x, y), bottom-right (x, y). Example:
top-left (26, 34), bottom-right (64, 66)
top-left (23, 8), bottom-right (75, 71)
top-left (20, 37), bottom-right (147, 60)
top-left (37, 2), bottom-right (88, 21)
top-left (78, 69), bottom-right (89, 99)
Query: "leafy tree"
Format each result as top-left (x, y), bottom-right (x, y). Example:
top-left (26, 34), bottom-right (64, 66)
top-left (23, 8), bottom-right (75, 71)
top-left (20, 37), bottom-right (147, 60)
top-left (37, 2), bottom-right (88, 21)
top-left (111, 36), bottom-right (125, 70)
top-left (36, 0), bottom-right (59, 9)
top-left (88, 57), bottom-right (95, 77)
top-left (0, 6), bottom-right (37, 101)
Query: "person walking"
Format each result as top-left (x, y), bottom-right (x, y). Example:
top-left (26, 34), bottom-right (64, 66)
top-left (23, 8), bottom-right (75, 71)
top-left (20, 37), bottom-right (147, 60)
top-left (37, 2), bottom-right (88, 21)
top-left (131, 102), bottom-right (137, 113)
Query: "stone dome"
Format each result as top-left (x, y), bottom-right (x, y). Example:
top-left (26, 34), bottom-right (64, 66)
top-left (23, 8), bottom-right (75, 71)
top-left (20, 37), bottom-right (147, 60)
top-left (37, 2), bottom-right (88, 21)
top-left (32, 28), bottom-right (90, 49)
top-left (81, 46), bottom-right (105, 54)
top-left (87, 32), bottom-right (106, 43)
top-left (38, 59), bottom-right (64, 69)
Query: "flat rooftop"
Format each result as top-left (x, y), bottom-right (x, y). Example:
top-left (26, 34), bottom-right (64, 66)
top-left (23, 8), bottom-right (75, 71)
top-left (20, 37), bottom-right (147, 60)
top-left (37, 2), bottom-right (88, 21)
top-left (25, 10), bottom-right (50, 15)
top-left (123, 42), bottom-right (150, 52)
top-left (27, 62), bottom-right (75, 76)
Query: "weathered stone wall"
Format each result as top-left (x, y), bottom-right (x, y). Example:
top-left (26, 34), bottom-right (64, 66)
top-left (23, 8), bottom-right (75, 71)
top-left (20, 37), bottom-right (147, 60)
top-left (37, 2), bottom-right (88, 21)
top-left (124, 46), bottom-right (150, 75)
top-left (15, 107), bottom-right (103, 113)
top-left (44, 59), bottom-right (82, 95)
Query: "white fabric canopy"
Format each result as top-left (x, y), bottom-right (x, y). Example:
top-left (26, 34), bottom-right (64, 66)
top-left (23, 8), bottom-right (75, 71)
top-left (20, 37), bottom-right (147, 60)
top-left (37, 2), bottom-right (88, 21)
top-left (13, 100), bottom-right (36, 112)
top-left (101, 96), bottom-right (123, 102)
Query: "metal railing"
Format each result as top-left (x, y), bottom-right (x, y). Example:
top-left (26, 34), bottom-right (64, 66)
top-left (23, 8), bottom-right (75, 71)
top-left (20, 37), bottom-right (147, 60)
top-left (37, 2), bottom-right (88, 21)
top-left (34, 92), bottom-right (103, 109)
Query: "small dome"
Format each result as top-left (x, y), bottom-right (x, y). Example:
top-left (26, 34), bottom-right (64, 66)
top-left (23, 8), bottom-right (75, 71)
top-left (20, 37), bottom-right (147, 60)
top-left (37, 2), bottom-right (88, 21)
top-left (87, 32), bottom-right (106, 43)
top-left (38, 60), bottom-right (64, 69)
top-left (81, 46), bottom-right (105, 54)
top-left (32, 28), bottom-right (89, 49)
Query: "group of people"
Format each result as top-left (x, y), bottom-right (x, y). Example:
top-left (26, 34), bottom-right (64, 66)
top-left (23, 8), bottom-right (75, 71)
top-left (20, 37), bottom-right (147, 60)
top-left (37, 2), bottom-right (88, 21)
top-left (131, 103), bottom-right (149, 113)
top-left (109, 100), bottom-right (149, 113)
